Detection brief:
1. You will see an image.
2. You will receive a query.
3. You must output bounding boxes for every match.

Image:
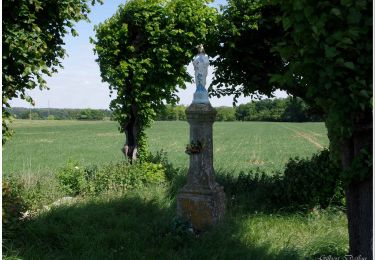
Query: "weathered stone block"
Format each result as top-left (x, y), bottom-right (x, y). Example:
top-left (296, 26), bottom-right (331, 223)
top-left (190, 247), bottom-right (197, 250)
top-left (177, 185), bottom-right (226, 231)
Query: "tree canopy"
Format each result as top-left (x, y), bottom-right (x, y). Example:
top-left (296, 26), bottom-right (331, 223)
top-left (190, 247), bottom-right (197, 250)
top-left (210, 0), bottom-right (372, 256)
top-left (92, 0), bottom-right (217, 160)
top-left (272, 0), bottom-right (372, 147)
top-left (271, 1), bottom-right (372, 255)
top-left (208, 0), bottom-right (285, 102)
top-left (2, 0), bottom-right (101, 144)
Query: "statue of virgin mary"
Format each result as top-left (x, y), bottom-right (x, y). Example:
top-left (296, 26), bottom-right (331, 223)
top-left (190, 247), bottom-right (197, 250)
top-left (192, 44), bottom-right (210, 104)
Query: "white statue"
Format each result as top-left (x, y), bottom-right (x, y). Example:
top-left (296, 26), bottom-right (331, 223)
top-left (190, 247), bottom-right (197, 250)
top-left (192, 44), bottom-right (210, 104)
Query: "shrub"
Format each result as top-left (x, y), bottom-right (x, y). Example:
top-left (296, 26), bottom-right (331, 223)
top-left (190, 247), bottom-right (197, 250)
top-left (56, 160), bottom-right (86, 196)
top-left (86, 162), bottom-right (142, 194)
top-left (86, 161), bottom-right (166, 195)
top-left (57, 154), bottom-right (170, 196)
top-left (143, 150), bottom-right (179, 182)
top-left (2, 178), bottom-right (28, 239)
top-left (277, 149), bottom-right (344, 209)
top-left (217, 169), bottom-right (278, 211)
top-left (217, 149), bottom-right (344, 211)
top-left (142, 162), bottom-right (166, 184)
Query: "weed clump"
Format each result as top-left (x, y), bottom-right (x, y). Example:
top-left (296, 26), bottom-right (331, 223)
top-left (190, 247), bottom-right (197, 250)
top-left (56, 151), bottom-right (178, 197)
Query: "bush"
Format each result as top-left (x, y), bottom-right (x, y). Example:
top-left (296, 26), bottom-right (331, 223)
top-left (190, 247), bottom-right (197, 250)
top-left (85, 161), bottom-right (166, 195)
top-left (218, 149), bottom-right (344, 211)
top-left (57, 154), bottom-right (171, 196)
top-left (217, 169), bottom-right (279, 212)
top-left (143, 150), bottom-right (179, 182)
top-left (277, 149), bottom-right (344, 209)
top-left (2, 178), bottom-right (28, 239)
top-left (56, 160), bottom-right (86, 196)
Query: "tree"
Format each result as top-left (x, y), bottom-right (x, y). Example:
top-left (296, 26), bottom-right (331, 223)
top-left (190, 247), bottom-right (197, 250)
top-left (216, 107), bottom-right (236, 121)
top-left (2, 0), bottom-right (102, 144)
top-left (272, 0), bottom-right (372, 256)
top-left (282, 97), bottom-right (308, 122)
top-left (211, 0), bottom-right (372, 257)
top-left (92, 0), bottom-right (217, 161)
top-left (207, 0), bottom-right (286, 102)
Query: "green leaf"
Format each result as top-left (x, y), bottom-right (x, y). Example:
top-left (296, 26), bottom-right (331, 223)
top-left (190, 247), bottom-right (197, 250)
top-left (282, 17), bottom-right (292, 30)
top-left (359, 90), bottom-right (369, 98)
top-left (348, 9), bottom-right (361, 24)
top-left (324, 46), bottom-right (338, 58)
top-left (343, 62), bottom-right (355, 70)
top-left (340, 0), bottom-right (352, 7)
top-left (331, 8), bottom-right (341, 17)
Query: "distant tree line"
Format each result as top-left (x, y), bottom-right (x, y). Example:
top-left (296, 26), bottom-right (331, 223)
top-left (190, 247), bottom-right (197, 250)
top-left (156, 97), bottom-right (322, 122)
top-left (8, 97), bottom-right (322, 122)
top-left (8, 107), bottom-right (112, 121)
top-left (235, 97), bottom-right (323, 122)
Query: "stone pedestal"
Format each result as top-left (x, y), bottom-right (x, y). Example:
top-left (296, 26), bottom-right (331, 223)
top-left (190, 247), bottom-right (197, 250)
top-left (177, 103), bottom-right (225, 231)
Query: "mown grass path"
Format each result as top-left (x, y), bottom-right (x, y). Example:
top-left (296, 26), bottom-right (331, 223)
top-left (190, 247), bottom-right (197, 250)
top-left (3, 120), bottom-right (328, 176)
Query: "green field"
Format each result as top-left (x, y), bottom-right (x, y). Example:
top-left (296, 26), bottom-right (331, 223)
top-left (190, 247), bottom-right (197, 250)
top-left (3, 120), bottom-right (349, 259)
top-left (3, 120), bottom-right (328, 176)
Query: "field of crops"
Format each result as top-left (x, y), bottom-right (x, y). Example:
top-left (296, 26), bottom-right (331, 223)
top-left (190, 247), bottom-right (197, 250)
top-left (3, 120), bottom-right (328, 177)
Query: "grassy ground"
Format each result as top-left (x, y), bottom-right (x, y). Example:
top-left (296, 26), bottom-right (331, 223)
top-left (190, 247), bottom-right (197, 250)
top-left (3, 120), bottom-right (349, 259)
top-left (4, 186), bottom-right (348, 259)
top-left (3, 120), bottom-right (329, 176)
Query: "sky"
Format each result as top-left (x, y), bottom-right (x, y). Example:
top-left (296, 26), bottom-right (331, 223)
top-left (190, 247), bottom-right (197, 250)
top-left (9, 0), bottom-right (287, 109)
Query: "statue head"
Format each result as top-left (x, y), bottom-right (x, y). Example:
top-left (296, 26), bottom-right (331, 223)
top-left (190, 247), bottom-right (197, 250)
top-left (196, 44), bottom-right (205, 54)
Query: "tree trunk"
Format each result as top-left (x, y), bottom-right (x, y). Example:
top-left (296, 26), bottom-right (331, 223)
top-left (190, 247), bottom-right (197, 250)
top-left (341, 124), bottom-right (373, 259)
top-left (121, 104), bottom-right (139, 162)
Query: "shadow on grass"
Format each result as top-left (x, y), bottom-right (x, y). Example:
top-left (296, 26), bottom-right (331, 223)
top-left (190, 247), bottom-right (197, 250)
top-left (5, 188), bottom-right (300, 260)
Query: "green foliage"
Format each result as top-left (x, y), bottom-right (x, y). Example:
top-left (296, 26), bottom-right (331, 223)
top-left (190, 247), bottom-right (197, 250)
top-left (216, 106), bottom-right (236, 121)
top-left (220, 150), bottom-right (344, 210)
top-left (279, 150), bottom-right (345, 209)
top-left (156, 105), bottom-right (187, 121)
top-left (8, 107), bottom-right (111, 120)
top-left (2, 178), bottom-right (27, 239)
top-left (57, 157), bottom-right (168, 196)
top-left (77, 109), bottom-right (106, 120)
top-left (235, 97), bottom-right (323, 122)
top-left (56, 160), bottom-right (86, 196)
top-left (342, 148), bottom-right (373, 186)
top-left (2, 0), bottom-right (102, 144)
top-left (208, 0), bottom-right (285, 102)
top-left (92, 0), bottom-right (218, 157)
top-left (2, 109), bottom-right (14, 144)
top-left (270, 0), bottom-right (372, 180)
top-left (211, 0), bottom-right (372, 182)
top-left (170, 216), bottom-right (194, 237)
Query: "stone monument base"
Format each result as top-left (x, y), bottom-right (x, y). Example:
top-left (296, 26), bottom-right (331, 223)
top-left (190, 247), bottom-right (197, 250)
top-left (177, 185), bottom-right (226, 231)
